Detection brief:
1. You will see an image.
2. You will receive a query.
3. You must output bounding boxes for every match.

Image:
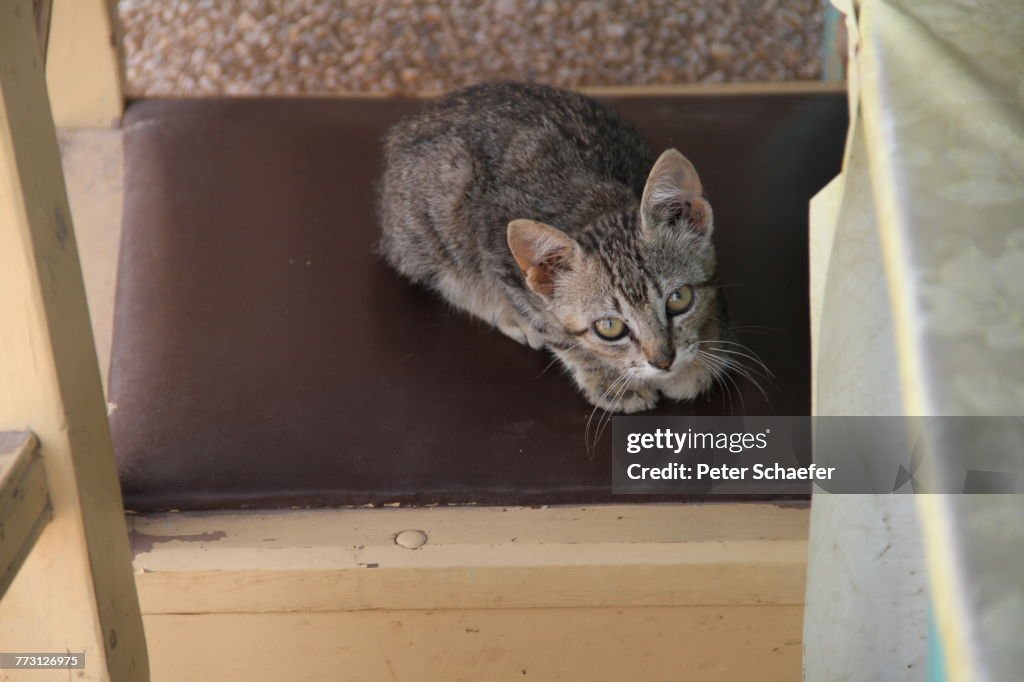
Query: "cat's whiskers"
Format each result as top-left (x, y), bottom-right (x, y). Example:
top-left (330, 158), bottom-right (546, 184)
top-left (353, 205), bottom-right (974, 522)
top-left (584, 371), bottom-right (630, 456)
top-left (711, 315), bottom-right (783, 337)
top-left (592, 374), bottom-right (635, 453)
top-left (700, 349), bottom-right (753, 389)
top-left (725, 324), bottom-right (781, 335)
top-left (699, 339), bottom-right (774, 378)
top-left (697, 349), bottom-right (745, 414)
top-left (717, 362), bottom-right (748, 413)
top-left (714, 370), bottom-right (735, 416)
top-left (697, 352), bottom-right (735, 415)
top-left (704, 350), bottom-right (771, 389)
top-left (696, 345), bottom-right (767, 405)
top-left (535, 343), bottom-right (581, 380)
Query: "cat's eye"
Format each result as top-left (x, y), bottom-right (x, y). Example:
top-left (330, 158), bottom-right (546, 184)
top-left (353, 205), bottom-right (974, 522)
top-left (593, 317), bottom-right (628, 341)
top-left (666, 285), bottom-right (695, 316)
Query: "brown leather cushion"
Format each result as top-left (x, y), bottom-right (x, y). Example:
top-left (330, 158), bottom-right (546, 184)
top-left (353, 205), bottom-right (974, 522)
top-left (110, 93), bottom-right (847, 511)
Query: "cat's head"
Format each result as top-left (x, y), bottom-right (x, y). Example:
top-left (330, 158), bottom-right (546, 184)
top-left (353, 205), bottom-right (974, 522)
top-left (508, 149), bottom-right (720, 394)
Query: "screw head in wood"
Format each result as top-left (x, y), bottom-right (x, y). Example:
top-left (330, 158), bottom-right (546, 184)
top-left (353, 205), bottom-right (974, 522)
top-left (394, 529), bottom-right (428, 549)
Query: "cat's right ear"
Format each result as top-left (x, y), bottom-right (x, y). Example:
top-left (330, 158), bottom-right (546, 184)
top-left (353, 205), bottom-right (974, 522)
top-left (641, 149), bottom-right (713, 238)
top-left (507, 219), bottom-right (579, 299)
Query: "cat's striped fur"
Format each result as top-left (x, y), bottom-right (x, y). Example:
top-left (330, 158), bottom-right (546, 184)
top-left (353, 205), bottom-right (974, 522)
top-left (378, 82), bottom-right (723, 413)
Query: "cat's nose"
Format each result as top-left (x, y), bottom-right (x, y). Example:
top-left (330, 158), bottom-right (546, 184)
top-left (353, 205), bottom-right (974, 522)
top-left (646, 348), bottom-right (675, 371)
top-left (649, 357), bottom-right (674, 371)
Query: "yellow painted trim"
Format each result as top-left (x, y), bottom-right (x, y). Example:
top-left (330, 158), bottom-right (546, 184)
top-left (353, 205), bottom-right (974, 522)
top-left (132, 504), bottom-right (809, 614)
top-left (144, 607), bottom-right (804, 682)
top-left (0, 431), bottom-right (50, 598)
top-left (0, 3), bottom-right (147, 678)
top-left (45, 0), bottom-right (124, 127)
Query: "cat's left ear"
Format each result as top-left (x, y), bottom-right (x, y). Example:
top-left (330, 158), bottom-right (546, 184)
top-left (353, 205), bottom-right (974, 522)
top-left (641, 149), bottom-right (713, 238)
top-left (507, 219), bottom-right (579, 299)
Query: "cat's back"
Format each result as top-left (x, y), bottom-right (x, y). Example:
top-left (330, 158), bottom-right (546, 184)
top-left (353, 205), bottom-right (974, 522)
top-left (378, 82), bottom-right (653, 286)
top-left (386, 82), bottom-right (612, 145)
top-left (383, 82), bottom-right (652, 194)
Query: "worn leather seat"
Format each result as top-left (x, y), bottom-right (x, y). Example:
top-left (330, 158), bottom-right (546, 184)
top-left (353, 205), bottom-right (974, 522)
top-left (109, 92), bottom-right (847, 510)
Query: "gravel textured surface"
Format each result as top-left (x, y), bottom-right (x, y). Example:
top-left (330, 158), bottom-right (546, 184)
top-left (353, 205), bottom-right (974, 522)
top-left (119, 0), bottom-right (824, 97)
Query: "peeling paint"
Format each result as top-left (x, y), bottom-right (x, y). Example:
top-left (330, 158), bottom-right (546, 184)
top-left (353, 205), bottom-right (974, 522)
top-left (133, 530), bottom-right (227, 554)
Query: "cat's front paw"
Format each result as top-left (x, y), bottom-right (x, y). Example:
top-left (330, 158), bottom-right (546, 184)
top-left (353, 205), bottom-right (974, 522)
top-left (658, 361), bottom-right (715, 403)
top-left (615, 384), bottom-right (660, 413)
top-left (586, 381), bottom-right (659, 414)
top-left (497, 310), bottom-right (547, 349)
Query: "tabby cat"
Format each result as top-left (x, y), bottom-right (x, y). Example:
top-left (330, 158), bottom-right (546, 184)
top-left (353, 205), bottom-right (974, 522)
top-left (378, 82), bottom-right (723, 413)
